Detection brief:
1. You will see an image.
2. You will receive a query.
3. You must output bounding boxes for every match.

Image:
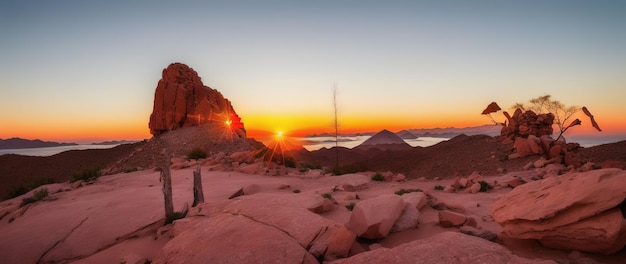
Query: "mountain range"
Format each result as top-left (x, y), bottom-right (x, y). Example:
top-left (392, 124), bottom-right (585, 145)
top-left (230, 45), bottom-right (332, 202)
top-left (0, 138), bottom-right (77, 150)
top-left (306, 124), bottom-right (502, 138)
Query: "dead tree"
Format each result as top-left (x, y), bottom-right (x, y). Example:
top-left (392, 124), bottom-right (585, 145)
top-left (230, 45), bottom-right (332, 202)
top-left (192, 165), bottom-right (205, 207)
top-left (160, 148), bottom-right (174, 219)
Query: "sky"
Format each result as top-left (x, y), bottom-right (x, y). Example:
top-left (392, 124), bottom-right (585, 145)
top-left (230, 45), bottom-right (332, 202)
top-left (1, 0), bottom-right (625, 143)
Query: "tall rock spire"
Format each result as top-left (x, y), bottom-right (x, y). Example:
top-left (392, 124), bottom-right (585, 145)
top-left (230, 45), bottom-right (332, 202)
top-left (148, 63), bottom-right (245, 136)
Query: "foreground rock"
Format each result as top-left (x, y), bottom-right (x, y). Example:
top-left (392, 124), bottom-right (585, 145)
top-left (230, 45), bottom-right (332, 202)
top-left (348, 194), bottom-right (406, 239)
top-left (492, 168), bottom-right (626, 254)
top-left (329, 232), bottom-right (555, 264)
top-left (157, 193), bottom-right (355, 262)
top-left (154, 214), bottom-right (319, 264)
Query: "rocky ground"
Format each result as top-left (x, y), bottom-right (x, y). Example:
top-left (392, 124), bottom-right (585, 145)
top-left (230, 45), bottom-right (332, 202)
top-left (1, 129), bottom-right (625, 263)
top-left (0, 154), bottom-right (624, 263)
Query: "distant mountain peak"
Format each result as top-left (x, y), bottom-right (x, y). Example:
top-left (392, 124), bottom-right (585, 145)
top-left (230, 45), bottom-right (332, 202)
top-left (359, 129), bottom-right (408, 146)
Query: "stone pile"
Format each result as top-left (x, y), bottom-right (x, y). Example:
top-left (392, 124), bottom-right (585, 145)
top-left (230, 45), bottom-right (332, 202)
top-left (500, 109), bottom-right (554, 143)
top-left (499, 108), bottom-right (587, 170)
top-left (439, 172), bottom-right (493, 194)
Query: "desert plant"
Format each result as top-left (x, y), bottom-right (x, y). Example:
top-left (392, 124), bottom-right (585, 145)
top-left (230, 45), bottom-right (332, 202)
top-left (345, 202), bottom-right (356, 211)
top-left (284, 156), bottom-right (297, 168)
top-left (70, 167), bottom-right (101, 183)
top-left (483, 95), bottom-right (601, 141)
top-left (6, 185), bottom-right (29, 200)
top-left (332, 84), bottom-right (340, 174)
top-left (478, 181), bottom-right (492, 192)
top-left (434, 185), bottom-right (444, 191)
top-left (5, 177), bottom-right (56, 200)
top-left (512, 95), bottom-right (601, 141)
top-left (293, 189), bottom-right (301, 193)
top-left (321, 193), bottom-right (333, 199)
top-left (395, 188), bottom-right (423, 195)
top-left (19, 188), bottom-right (48, 207)
top-left (187, 147), bottom-right (207, 160)
top-left (371, 173), bottom-right (385, 182)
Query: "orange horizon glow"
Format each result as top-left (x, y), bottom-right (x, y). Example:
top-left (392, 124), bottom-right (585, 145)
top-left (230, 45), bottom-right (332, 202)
top-left (2, 110), bottom-right (626, 144)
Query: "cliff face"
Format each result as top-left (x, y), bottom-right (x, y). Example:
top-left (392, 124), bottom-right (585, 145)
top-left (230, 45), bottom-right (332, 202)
top-left (148, 63), bottom-right (244, 136)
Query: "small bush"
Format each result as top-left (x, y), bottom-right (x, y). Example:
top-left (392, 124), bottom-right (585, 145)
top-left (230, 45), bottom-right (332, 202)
top-left (371, 173), bottom-right (385, 181)
top-left (5, 177), bottom-right (56, 200)
top-left (70, 167), bottom-right (101, 183)
top-left (321, 193), bottom-right (332, 199)
top-left (20, 188), bottom-right (48, 207)
top-left (187, 148), bottom-right (207, 160)
top-left (284, 156), bottom-right (297, 168)
top-left (479, 181), bottom-right (492, 192)
top-left (434, 185), bottom-right (444, 191)
top-left (293, 189), bottom-right (301, 193)
top-left (6, 185), bottom-right (29, 200)
top-left (394, 188), bottom-right (423, 195)
top-left (345, 202), bottom-right (356, 211)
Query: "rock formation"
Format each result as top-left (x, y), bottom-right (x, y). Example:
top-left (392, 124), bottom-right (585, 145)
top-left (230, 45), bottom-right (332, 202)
top-left (492, 168), bottom-right (626, 254)
top-left (148, 63), bottom-right (245, 137)
top-left (500, 109), bottom-right (554, 143)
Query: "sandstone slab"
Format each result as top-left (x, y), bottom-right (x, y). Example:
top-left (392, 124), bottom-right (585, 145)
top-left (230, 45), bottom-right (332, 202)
top-left (492, 168), bottom-right (626, 254)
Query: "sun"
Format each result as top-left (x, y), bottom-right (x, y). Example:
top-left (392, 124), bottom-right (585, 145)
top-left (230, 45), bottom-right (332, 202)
top-left (277, 131), bottom-right (283, 137)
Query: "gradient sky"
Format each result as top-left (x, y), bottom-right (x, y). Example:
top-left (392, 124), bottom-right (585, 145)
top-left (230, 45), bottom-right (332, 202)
top-left (1, 0), bottom-right (625, 143)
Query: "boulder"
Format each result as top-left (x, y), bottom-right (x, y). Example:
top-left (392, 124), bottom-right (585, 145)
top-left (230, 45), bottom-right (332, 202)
top-left (238, 163), bottom-right (263, 174)
top-left (513, 137), bottom-right (533, 157)
top-left (329, 232), bottom-right (556, 264)
top-left (492, 168), bottom-right (626, 254)
top-left (438, 210), bottom-right (467, 227)
top-left (307, 197), bottom-right (335, 214)
top-left (349, 194), bottom-right (406, 239)
top-left (391, 203), bottom-right (419, 232)
top-left (391, 192), bottom-right (426, 232)
top-left (399, 192), bottom-right (427, 210)
top-left (148, 63), bottom-right (245, 136)
top-left (506, 177), bottom-right (526, 188)
top-left (394, 173), bottom-right (407, 182)
top-left (469, 183), bottom-right (481, 194)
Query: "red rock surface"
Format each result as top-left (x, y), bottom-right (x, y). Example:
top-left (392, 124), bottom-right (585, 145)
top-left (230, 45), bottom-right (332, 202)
top-left (148, 63), bottom-right (244, 136)
top-left (492, 168), bottom-right (626, 254)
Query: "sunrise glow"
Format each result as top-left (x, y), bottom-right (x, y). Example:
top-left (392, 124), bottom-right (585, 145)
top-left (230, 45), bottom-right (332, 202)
top-left (0, 1), bottom-right (624, 144)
